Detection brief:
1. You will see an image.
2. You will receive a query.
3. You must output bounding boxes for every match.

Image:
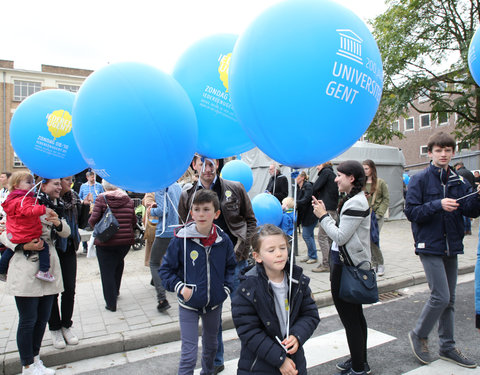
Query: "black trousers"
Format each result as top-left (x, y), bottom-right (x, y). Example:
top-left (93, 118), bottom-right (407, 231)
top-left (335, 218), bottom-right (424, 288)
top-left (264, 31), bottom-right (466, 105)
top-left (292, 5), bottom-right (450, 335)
top-left (331, 260), bottom-right (368, 372)
top-left (96, 245), bottom-right (130, 309)
top-left (49, 245), bottom-right (77, 330)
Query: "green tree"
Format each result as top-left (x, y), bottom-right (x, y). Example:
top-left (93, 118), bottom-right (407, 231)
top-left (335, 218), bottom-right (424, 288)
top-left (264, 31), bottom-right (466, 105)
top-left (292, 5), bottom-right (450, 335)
top-left (368, 0), bottom-right (480, 145)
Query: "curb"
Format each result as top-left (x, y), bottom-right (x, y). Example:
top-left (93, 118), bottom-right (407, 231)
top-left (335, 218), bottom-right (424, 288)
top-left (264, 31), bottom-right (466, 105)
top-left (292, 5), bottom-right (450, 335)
top-left (2, 265), bottom-right (476, 375)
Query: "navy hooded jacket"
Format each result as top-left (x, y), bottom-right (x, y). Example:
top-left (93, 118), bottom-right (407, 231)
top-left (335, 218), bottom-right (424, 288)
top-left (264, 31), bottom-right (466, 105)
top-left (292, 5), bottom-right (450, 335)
top-left (159, 222), bottom-right (236, 313)
top-left (405, 162), bottom-right (480, 256)
top-left (231, 263), bottom-right (320, 375)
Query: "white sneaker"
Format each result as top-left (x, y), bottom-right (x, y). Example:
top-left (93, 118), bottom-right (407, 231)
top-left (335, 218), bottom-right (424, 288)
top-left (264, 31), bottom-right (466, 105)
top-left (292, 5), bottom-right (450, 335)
top-left (61, 327), bottom-right (79, 345)
top-left (22, 364), bottom-right (42, 375)
top-left (50, 329), bottom-right (66, 349)
top-left (377, 265), bottom-right (385, 276)
top-left (34, 356), bottom-right (55, 375)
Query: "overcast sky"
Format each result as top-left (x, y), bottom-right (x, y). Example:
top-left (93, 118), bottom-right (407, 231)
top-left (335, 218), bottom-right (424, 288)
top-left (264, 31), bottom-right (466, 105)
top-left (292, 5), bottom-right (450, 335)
top-left (2, 0), bottom-right (387, 73)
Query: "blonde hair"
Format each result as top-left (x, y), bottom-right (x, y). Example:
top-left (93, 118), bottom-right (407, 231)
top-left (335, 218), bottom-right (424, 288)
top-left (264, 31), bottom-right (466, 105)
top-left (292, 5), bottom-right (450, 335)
top-left (251, 224), bottom-right (289, 254)
top-left (9, 172), bottom-right (33, 191)
top-left (282, 196), bottom-right (294, 209)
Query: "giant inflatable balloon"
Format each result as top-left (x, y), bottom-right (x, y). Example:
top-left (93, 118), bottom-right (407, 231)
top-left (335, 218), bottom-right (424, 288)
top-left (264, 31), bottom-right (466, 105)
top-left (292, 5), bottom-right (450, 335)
top-left (73, 62), bottom-right (197, 192)
top-left (251, 193), bottom-right (283, 226)
top-left (229, 0), bottom-right (383, 168)
top-left (9, 89), bottom-right (88, 178)
top-left (173, 34), bottom-right (255, 158)
top-left (220, 159), bottom-right (253, 191)
top-left (469, 28), bottom-right (480, 85)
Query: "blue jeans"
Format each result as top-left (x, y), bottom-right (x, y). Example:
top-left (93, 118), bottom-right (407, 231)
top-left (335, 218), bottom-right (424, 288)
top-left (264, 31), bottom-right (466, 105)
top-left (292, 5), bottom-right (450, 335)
top-left (302, 222), bottom-right (318, 259)
top-left (179, 306), bottom-right (222, 375)
top-left (214, 259), bottom-right (248, 367)
top-left (15, 295), bottom-right (55, 366)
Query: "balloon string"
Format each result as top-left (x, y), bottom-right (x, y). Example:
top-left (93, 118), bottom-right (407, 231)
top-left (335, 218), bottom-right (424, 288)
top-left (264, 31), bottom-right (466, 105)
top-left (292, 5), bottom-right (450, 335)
top-left (286, 172), bottom-right (298, 339)
top-left (21, 180), bottom-right (43, 208)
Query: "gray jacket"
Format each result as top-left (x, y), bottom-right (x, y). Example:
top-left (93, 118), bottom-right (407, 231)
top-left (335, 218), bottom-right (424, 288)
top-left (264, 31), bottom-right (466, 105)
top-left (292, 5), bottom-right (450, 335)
top-left (320, 191), bottom-right (371, 268)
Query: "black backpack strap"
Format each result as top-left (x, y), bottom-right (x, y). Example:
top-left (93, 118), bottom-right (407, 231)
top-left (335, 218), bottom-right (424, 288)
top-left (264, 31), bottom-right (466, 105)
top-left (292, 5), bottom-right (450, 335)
top-left (342, 208), bottom-right (370, 217)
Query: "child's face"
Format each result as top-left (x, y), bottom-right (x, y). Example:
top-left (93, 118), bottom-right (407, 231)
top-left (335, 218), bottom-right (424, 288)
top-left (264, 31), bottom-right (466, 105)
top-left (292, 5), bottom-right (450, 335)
top-left (253, 234), bottom-right (288, 275)
top-left (190, 202), bottom-right (220, 233)
top-left (17, 177), bottom-right (34, 191)
top-left (428, 145), bottom-right (454, 170)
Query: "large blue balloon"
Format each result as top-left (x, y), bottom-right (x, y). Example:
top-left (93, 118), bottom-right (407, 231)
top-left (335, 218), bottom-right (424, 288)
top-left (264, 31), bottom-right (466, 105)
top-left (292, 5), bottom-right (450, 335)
top-left (173, 34), bottom-right (255, 158)
top-left (9, 89), bottom-right (88, 178)
top-left (229, 0), bottom-right (383, 168)
top-left (251, 193), bottom-right (283, 226)
top-left (221, 159), bottom-right (253, 191)
top-left (469, 28), bottom-right (480, 85)
top-left (73, 62), bottom-right (197, 193)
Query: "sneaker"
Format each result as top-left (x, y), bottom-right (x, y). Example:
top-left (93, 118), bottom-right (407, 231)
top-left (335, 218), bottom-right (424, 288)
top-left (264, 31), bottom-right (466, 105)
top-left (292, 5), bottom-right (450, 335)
top-left (439, 348), bottom-right (477, 368)
top-left (214, 364), bottom-right (225, 374)
top-left (408, 330), bottom-right (431, 364)
top-left (50, 329), bottom-right (66, 349)
top-left (336, 358), bottom-right (371, 374)
top-left (312, 265), bottom-right (330, 273)
top-left (306, 258), bottom-right (318, 264)
top-left (300, 256), bottom-right (309, 262)
top-left (335, 369), bottom-right (366, 375)
top-left (34, 356), bottom-right (55, 374)
top-left (157, 299), bottom-right (171, 312)
top-left (62, 327), bottom-right (79, 345)
top-left (22, 365), bottom-right (42, 375)
top-left (35, 270), bottom-right (55, 282)
top-left (377, 265), bottom-right (385, 276)
top-left (0, 273), bottom-right (6, 282)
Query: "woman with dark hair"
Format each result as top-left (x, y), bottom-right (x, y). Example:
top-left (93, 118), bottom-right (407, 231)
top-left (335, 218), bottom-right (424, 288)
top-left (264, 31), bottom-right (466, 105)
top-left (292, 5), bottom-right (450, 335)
top-left (312, 160), bottom-right (372, 375)
top-left (296, 171), bottom-right (318, 264)
top-left (362, 159), bottom-right (389, 276)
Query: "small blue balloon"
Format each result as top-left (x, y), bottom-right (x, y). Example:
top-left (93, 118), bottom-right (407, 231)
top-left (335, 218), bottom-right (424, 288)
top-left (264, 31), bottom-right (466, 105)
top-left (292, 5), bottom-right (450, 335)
top-left (9, 89), bottom-right (88, 178)
top-left (221, 160), bottom-right (254, 191)
top-left (251, 193), bottom-right (283, 226)
top-left (173, 34), bottom-right (255, 158)
top-left (403, 173), bottom-right (410, 185)
top-left (73, 62), bottom-right (198, 193)
top-left (229, 0), bottom-right (383, 168)
top-left (469, 28), bottom-right (480, 85)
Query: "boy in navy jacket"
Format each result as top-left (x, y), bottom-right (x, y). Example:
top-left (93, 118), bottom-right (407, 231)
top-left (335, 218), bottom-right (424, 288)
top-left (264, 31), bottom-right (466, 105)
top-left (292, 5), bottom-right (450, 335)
top-left (159, 189), bottom-right (236, 375)
top-left (405, 132), bottom-right (480, 368)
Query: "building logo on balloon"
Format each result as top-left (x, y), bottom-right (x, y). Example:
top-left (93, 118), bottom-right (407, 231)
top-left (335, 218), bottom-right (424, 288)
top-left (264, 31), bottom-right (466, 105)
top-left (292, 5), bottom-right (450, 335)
top-left (34, 109), bottom-right (73, 160)
top-left (218, 53), bottom-right (231, 92)
top-left (325, 28), bottom-right (382, 106)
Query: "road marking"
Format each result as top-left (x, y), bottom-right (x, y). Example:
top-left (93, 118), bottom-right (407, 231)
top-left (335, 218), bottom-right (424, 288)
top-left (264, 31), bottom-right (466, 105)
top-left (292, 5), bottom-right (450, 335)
top-left (402, 359), bottom-right (480, 374)
top-left (194, 328), bottom-right (396, 374)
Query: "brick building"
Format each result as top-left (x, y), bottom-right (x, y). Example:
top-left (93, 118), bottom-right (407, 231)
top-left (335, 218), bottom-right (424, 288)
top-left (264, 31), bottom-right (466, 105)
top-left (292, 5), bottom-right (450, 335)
top-left (0, 60), bottom-right (92, 172)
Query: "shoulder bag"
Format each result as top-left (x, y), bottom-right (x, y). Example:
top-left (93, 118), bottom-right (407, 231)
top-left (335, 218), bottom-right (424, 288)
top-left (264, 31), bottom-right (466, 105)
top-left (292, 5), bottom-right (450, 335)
top-left (93, 195), bottom-right (120, 242)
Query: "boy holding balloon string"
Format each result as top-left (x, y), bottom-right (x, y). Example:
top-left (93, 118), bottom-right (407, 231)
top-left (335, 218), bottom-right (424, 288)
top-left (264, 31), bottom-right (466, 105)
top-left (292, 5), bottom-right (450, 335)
top-left (159, 189), bottom-right (236, 375)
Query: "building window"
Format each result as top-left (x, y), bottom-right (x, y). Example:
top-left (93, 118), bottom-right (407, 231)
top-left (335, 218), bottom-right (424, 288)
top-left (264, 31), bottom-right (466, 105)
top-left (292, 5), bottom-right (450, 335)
top-left (438, 112), bottom-right (448, 126)
top-left (58, 84), bottom-right (80, 93)
top-left (13, 152), bottom-right (25, 167)
top-left (14, 80), bottom-right (41, 101)
top-left (456, 141), bottom-right (470, 152)
top-left (391, 120), bottom-right (399, 131)
top-left (420, 114), bottom-right (430, 128)
top-left (420, 145), bottom-right (428, 156)
top-left (418, 88), bottom-right (430, 103)
top-left (405, 117), bottom-right (414, 131)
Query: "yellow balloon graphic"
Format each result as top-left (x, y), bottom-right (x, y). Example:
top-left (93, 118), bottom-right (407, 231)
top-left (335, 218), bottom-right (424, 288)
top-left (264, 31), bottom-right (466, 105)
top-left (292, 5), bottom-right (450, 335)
top-left (218, 53), bottom-right (232, 92)
top-left (47, 110), bottom-right (72, 139)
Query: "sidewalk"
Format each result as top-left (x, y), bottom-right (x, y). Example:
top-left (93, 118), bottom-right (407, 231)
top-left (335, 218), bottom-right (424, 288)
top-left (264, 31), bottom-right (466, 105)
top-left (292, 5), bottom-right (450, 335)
top-left (0, 219), bottom-right (478, 375)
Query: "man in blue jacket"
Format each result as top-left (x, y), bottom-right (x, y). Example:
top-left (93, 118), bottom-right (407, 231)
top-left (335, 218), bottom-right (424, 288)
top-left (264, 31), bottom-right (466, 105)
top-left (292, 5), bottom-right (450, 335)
top-left (405, 132), bottom-right (480, 368)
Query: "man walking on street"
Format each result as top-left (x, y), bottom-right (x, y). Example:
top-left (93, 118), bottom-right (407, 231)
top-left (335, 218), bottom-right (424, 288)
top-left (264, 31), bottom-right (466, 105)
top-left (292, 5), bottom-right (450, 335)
top-left (405, 132), bottom-right (480, 368)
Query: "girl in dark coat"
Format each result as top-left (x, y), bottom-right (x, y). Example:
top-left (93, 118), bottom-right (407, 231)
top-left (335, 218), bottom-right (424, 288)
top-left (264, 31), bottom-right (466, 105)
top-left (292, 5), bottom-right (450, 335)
top-left (231, 224), bottom-right (320, 375)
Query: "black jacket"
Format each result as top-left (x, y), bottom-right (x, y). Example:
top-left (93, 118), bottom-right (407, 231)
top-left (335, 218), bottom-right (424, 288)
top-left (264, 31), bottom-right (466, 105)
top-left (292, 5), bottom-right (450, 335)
top-left (231, 263), bottom-right (320, 375)
top-left (456, 166), bottom-right (475, 188)
top-left (296, 181), bottom-right (317, 226)
top-left (266, 173), bottom-right (289, 204)
top-left (312, 166), bottom-right (339, 211)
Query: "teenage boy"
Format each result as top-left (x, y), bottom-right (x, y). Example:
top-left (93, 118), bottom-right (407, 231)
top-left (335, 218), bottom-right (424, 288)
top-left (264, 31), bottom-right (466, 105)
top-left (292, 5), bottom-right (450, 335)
top-left (160, 189), bottom-right (236, 375)
top-left (405, 131), bottom-right (480, 368)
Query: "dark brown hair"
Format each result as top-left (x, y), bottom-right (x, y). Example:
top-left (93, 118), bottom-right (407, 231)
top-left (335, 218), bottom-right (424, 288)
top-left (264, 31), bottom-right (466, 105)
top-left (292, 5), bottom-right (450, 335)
top-left (427, 131), bottom-right (455, 152)
top-left (192, 189), bottom-right (220, 211)
top-left (362, 159), bottom-right (378, 195)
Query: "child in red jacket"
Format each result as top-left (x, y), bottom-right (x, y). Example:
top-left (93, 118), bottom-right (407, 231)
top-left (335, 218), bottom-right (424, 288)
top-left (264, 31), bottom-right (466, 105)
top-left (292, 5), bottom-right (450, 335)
top-left (0, 172), bottom-right (55, 282)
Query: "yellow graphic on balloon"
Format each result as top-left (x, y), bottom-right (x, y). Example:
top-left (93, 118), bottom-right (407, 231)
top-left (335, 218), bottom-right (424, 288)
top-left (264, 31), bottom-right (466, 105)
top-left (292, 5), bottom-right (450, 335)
top-left (190, 250), bottom-right (199, 266)
top-left (47, 110), bottom-right (72, 139)
top-left (218, 53), bottom-right (232, 92)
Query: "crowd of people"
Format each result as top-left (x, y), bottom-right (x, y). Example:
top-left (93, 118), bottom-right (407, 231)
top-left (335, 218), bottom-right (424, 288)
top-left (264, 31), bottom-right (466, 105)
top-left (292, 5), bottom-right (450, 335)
top-left (1, 130), bottom-right (480, 375)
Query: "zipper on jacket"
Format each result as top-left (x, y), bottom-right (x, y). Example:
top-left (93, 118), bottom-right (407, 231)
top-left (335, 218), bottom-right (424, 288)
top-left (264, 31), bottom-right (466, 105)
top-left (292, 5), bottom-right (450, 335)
top-left (250, 355), bottom-right (258, 371)
top-left (206, 246), bottom-right (211, 306)
top-left (440, 169), bottom-right (451, 257)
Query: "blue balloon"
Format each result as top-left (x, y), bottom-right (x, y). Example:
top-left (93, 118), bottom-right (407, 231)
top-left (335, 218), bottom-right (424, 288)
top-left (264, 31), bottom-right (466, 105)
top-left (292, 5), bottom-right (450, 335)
top-left (229, 0), bottom-right (383, 168)
top-left (251, 193), bottom-right (283, 226)
top-left (469, 28), bottom-right (480, 85)
top-left (403, 173), bottom-right (410, 185)
top-left (221, 160), bottom-right (254, 191)
top-left (9, 89), bottom-right (88, 178)
top-left (73, 62), bottom-right (198, 193)
top-left (173, 34), bottom-right (255, 158)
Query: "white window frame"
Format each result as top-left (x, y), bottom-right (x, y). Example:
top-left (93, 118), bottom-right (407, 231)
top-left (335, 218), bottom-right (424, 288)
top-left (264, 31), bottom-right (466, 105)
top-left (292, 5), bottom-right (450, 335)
top-left (58, 84), bottom-right (80, 93)
top-left (420, 114), bottom-right (431, 128)
top-left (405, 117), bottom-right (415, 131)
top-left (438, 112), bottom-right (449, 126)
top-left (391, 120), bottom-right (399, 132)
top-left (420, 145), bottom-right (428, 156)
top-left (13, 152), bottom-right (25, 167)
top-left (456, 141), bottom-right (470, 152)
top-left (13, 80), bottom-right (41, 101)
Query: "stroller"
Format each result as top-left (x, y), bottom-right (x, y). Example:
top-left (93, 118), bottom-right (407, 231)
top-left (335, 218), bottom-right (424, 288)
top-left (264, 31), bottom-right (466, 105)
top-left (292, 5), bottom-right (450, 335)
top-left (132, 199), bottom-right (145, 251)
